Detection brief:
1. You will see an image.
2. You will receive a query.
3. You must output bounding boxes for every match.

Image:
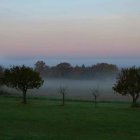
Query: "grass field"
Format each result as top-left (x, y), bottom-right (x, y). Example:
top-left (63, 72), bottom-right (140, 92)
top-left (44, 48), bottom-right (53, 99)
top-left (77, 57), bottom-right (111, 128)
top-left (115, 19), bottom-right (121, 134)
top-left (0, 96), bottom-right (140, 140)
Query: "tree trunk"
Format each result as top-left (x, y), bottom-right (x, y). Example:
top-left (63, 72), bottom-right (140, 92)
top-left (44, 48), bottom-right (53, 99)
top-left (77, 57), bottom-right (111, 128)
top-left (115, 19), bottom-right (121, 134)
top-left (95, 96), bottom-right (97, 104)
top-left (132, 94), bottom-right (139, 107)
top-left (94, 96), bottom-right (98, 107)
top-left (62, 93), bottom-right (65, 106)
top-left (132, 96), bottom-right (136, 106)
top-left (23, 90), bottom-right (27, 104)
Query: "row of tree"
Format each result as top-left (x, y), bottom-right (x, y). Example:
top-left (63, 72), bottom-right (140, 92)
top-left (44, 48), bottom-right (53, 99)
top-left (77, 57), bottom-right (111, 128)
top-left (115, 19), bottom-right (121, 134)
top-left (34, 61), bottom-right (119, 79)
top-left (0, 64), bottom-right (140, 107)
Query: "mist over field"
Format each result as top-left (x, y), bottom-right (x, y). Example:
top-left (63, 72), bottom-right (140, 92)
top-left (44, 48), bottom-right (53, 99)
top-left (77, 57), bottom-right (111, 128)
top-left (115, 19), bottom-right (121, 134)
top-left (2, 78), bottom-right (129, 101)
top-left (34, 78), bottom-right (130, 101)
top-left (0, 59), bottom-right (138, 102)
top-left (0, 61), bottom-right (133, 101)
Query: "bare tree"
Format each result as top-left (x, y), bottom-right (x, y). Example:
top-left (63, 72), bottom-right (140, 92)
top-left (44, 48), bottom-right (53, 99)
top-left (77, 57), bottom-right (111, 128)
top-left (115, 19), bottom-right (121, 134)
top-left (58, 86), bottom-right (67, 106)
top-left (90, 85), bottom-right (100, 106)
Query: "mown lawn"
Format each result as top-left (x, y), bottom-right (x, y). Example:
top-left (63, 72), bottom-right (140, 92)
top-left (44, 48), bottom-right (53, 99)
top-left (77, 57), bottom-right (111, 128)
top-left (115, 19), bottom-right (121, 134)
top-left (0, 96), bottom-right (140, 140)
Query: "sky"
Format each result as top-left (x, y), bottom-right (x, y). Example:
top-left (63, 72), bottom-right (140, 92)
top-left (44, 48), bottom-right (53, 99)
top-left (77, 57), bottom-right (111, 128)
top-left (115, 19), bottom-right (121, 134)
top-left (0, 0), bottom-right (140, 66)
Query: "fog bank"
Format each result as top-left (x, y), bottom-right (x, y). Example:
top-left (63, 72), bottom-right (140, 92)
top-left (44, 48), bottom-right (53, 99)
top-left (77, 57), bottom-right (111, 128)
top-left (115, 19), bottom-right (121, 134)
top-left (25, 78), bottom-right (130, 101)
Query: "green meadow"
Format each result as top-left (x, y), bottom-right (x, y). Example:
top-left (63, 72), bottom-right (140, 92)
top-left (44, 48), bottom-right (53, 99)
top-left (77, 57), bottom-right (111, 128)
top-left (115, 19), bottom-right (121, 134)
top-left (0, 96), bottom-right (140, 140)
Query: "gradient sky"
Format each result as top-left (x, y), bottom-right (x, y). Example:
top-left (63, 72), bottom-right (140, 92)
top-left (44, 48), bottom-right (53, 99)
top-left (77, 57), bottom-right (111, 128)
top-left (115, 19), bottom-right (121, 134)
top-left (0, 0), bottom-right (140, 61)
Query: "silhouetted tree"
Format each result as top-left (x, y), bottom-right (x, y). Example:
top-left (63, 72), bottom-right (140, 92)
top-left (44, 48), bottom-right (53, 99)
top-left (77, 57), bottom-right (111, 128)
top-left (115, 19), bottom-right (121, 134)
top-left (113, 67), bottom-right (140, 107)
top-left (73, 65), bottom-right (83, 78)
top-left (91, 63), bottom-right (119, 78)
top-left (58, 86), bottom-right (67, 106)
top-left (0, 65), bottom-right (5, 94)
top-left (35, 61), bottom-right (49, 76)
top-left (90, 86), bottom-right (100, 106)
top-left (0, 65), bottom-right (4, 83)
top-left (3, 65), bottom-right (44, 104)
top-left (56, 62), bottom-right (72, 77)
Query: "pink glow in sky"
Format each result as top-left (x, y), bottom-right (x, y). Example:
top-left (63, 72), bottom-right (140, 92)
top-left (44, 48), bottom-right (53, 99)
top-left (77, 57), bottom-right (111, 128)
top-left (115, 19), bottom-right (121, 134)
top-left (0, 0), bottom-right (140, 60)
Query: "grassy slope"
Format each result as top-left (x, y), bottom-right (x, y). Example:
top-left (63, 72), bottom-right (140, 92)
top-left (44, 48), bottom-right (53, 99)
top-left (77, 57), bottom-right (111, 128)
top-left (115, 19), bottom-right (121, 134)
top-left (0, 96), bottom-right (140, 140)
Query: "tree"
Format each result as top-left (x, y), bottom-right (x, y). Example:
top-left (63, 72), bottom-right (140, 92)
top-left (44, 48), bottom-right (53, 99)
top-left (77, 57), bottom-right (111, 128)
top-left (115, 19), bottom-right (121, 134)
top-left (0, 65), bottom-right (4, 77)
top-left (91, 63), bottom-right (119, 79)
top-left (56, 62), bottom-right (72, 77)
top-left (34, 61), bottom-right (49, 76)
top-left (113, 67), bottom-right (140, 107)
top-left (58, 86), bottom-right (67, 106)
top-left (0, 65), bottom-right (5, 94)
top-left (0, 65), bottom-right (4, 84)
top-left (3, 65), bottom-right (44, 104)
top-left (90, 85), bottom-right (100, 106)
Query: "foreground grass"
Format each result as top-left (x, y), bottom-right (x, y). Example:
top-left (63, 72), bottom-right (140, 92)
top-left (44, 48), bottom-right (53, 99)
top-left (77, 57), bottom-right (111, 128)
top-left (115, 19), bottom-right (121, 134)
top-left (0, 96), bottom-right (140, 140)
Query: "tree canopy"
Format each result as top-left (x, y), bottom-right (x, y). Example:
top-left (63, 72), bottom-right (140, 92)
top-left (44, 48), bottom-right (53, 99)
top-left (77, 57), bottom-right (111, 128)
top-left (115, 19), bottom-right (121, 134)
top-left (0, 65), bottom-right (4, 83)
top-left (113, 67), bottom-right (140, 107)
top-left (34, 61), bottom-right (49, 76)
top-left (3, 65), bottom-right (44, 104)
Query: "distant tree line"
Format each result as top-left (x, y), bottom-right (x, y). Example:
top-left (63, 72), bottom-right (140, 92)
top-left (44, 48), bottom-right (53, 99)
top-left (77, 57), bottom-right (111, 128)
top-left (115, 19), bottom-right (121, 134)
top-left (35, 61), bottom-right (119, 79)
